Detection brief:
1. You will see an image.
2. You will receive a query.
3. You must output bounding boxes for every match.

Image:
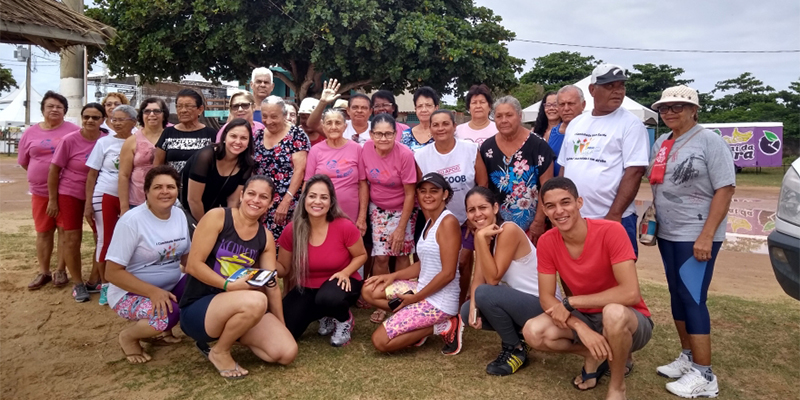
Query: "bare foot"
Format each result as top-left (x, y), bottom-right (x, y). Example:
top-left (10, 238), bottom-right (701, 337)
top-left (605, 387), bottom-right (628, 400)
top-left (208, 347), bottom-right (248, 379)
top-left (119, 330), bottom-right (152, 364)
top-left (145, 330), bottom-right (182, 345)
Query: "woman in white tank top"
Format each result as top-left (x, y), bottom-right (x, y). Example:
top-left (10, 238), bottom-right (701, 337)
top-left (362, 172), bottom-right (465, 355)
top-left (461, 186), bottom-right (560, 376)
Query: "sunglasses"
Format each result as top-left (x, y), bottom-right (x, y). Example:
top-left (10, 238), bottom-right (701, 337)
top-left (82, 115), bottom-right (103, 121)
top-left (230, 103), bottom-right (253, 111)
top-left (142, 109), bottom-right (164, 115)
top-left (657, 104), bottom-right (687, 114)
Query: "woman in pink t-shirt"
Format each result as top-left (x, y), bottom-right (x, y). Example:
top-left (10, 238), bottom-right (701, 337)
top-left (454, 84), bottom-right (497, 147)
top-left (48, 103), bottom-right (108, 303)
top-left (277, 175), bottom-right (367, 347)
top-left (304, 109), bottom-right (367, 230)
top-left (17, 91), bottom-right (79, 290)
top-left (118, 98), bottom-right (169, 213)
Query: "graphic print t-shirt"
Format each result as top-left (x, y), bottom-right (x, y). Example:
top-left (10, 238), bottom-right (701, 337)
top-left (155, 125), bottom-right (216, 173)
top-left (557, 107), bottom-right (649, 219)
top-left (17, 121), bottom-right (79, 197)
top-left (179, 208), bottom-right (267, 308)
top-left (105, 205), bottom-right (191, 308)
top-left (85, 134), bottom-right (126, 197)
top-left (361, 140), bottom-right (417, 211)
top-left (650, 127), bottom-right (736, 242)
top-left (305, 140), bottom-right (365, 221)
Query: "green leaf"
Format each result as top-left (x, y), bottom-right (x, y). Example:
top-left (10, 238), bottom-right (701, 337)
top-left (764, 130), bottom-right (779, 142)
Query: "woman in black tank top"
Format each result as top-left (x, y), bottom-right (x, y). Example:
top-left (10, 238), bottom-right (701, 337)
top-left (180, 175), bottom-right (297, 380)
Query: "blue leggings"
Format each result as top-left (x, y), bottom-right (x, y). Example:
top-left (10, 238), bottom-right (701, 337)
top-left (657, 238), bottom-right (721, 335)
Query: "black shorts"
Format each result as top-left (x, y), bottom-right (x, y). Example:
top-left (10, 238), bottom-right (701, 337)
top-left (180, 294), bottom-right (218, 343)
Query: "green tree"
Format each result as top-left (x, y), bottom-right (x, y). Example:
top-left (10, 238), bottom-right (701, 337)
top-left (705, 72), bottom-right (775, 112)
top-left (507, 82), bottom-right (544, 109)
top-left (519, 51), bottom-right (601, 92)
top-left (625, 63), bottom-right (693, 108)
top-left (0, 64), bottom-right (17, 93)
top-left (87, 0), bottom-right (523, 100)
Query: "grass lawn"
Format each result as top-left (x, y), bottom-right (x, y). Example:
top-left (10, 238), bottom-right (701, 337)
top-left (734, 167), bottom-right (789, 187)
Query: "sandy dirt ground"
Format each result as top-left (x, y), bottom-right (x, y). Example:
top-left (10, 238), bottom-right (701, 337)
top-left (0, 156), bottom-right (790, 399)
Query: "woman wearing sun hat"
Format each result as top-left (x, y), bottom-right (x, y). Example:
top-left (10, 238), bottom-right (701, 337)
top-left (648, 85), bottom-right (735, 398)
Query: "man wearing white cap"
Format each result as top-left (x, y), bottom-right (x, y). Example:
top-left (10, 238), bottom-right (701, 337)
top-left (557, 63), bottom-right (650, 257)
top-left (250, 67), bottom-right (275, 123)
top-left (297, 97), bottom-right (324, 145)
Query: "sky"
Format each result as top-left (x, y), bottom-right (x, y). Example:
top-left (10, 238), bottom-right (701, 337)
top-left (2, 0), bottom-right (799, 101)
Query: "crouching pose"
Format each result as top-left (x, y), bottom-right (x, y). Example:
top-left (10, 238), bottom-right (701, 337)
top-left (460, 186), bottom-right (560, 376)
top-left (105, 165), bottom-right (190, 364)
top-left (523, 177), bottom-right (652, 400)
top-left (362, 173), bottom-right (463, 355)
top-left (179, 175), bottom-right (297, 380)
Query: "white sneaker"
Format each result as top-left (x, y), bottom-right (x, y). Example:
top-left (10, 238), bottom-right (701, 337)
top-left (666, 367), bottom-right (719, 398)
top-left (330, 312), bottom-right (354, 347)
top-left (318, 317), bottom-right (335, 336)
top-left (657, 352), bottom-right (692, 379)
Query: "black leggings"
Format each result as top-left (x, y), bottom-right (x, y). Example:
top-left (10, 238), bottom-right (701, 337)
top-left (283, 278), bottom-right (362, 339)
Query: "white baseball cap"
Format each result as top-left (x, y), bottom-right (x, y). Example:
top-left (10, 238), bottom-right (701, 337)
top-left (590, 64), bottom-right (628, 85)
top-left (652, 85), bottom-right (700, 109)
top-left (298, 97), bottom-right (319, 114)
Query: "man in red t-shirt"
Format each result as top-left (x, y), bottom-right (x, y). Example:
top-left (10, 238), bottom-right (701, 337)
top-left (523, 177), bottom-right (653, 400)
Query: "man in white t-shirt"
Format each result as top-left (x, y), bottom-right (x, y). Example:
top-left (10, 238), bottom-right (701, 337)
top-left (308, 80), bottom-right (375, 145)
top-left (557, 64), bottom-right (649, 257)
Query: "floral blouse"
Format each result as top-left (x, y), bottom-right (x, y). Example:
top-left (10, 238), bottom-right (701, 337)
top-left (401, 128), bottom-right (434, 152)
top-left (253, 125), bottom-right (311, 240)
top-left (479, 134), bottom-right (554, 232)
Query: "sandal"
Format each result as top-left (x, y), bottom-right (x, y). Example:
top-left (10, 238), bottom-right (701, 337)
top-left (143, 333), bottom-right (182, 346)
top-left (370, 309), bottom-right (387, 324)
top-left (123, 351), bottom-right (152, 364)
top-left (572, 360), bottom-right (609, 391)
top-left (52, 270), bottom-right (69, 287)
top-left (217, 363), bottom-right (247, 380)
top-left (357, 297), bottom-right (372, 309)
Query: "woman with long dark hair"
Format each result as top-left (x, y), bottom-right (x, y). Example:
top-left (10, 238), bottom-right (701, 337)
top-left (532, 91), bottom-right (561, 141)
top-left (277, 174), bottom-right (367, 347)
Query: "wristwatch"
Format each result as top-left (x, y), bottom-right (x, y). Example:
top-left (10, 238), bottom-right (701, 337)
top-left (562, 297), bottom-right (575, 312)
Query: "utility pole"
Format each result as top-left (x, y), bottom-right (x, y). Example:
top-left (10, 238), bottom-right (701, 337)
top-left (59, 0), bottom-right (85, 122)
top-left (25, 45), bottom-right (31, 126)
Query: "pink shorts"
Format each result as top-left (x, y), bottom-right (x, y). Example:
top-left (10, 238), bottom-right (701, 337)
top-left (112, 293), bottom-right (178, 332)
top-left (382, 280), bottom-right (451, 340)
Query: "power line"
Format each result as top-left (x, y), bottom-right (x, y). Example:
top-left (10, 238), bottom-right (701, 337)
top-left (513, 39), bottom-right (800, 54)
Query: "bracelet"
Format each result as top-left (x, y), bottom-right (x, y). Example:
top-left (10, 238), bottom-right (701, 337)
top-left (223, 280), bottom-right (229, 291)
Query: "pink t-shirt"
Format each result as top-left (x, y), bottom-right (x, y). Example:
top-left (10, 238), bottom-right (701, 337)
top-left (51, 130), bottom-right (108, 200)
top-left (17, 121), bottom-right (80, 197)
top-left (455, 121), bottom-right (497, 147)
top-left (305, 140), bottom-right (365, 221)
top-left (361, 140), bottom-right (417, 211)
top-left (215, 120), bottom-right (266, 142)
top-left (277, 218), bottom-right (362, 288)
top-left (129, 131), bottom-right (157, 206)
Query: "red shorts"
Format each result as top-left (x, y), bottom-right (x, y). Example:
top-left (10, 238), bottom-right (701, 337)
top-left (31, 194), bottom-right (56, 233)
top-left (56, 194), bottom-right (85, 231)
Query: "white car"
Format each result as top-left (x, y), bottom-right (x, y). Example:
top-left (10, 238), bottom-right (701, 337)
top-left (768, 157), bottom-right (800, 300)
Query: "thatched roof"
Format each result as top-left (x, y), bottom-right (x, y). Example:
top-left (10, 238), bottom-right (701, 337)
top-left (0, 0), bottom-right (114, 52)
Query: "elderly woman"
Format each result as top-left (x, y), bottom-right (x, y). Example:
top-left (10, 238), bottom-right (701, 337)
top-left (285, 102), bottom-right (299, 125)
top-left (19, 91), bottom-right (79, 290)
top-left (104, 166), bottom-right (190, 364)
top-left (416, 109), bottom-right (487, 305)
top-left (100, 92), bottom-right (129, 135)
top-left (649, 86), bottom-right (735, 399)
top-left (308, 79), bottom-right (382, 146)
top-left (304, 109), bottom-right (367, 227)
top-left (278, 175), bottom-right (367, 346)
top-left (455, 84), bottom-right (496, 146)
top-left (180, 175), bottom-right (297, 379)
top-left (215, 91), bottom-right (266, 142)
top-left (361, 113), bottom-right (418, 323)
top-left (84, 104), bottom-right (138, 305)
top-left (532, 91), bottom-right (561, 141)
top-left (254, 96), bottom-right (310, 240)
top-left (154, 89), bottom-right (217, 173)
top-left (372, 90), bottom-right (410, 134)
top-left (48, 103), bottom-right (108, 302)
top-left (362, 173), bottom-right (463, 355)
top-left (118, 98), bottom-right (169, 214)
top-left (182, 119), bottom-right (254, 222)
top-left (401, 87), bottom-right (439, 152)
top-left (479, 96), bottom-right (554, 246)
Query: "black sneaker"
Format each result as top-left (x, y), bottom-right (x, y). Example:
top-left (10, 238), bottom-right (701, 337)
top-left (486, 343), bottom-right (528, 376)
top-left (440, 315), bottom-right (464, 355)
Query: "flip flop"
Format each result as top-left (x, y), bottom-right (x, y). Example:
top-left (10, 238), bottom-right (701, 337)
top-left (217, 362), bottom-right (247, 380)
top-left (572, 360), bottom-right (609, 391)
top-left (123, 352), bottom-right (151, 364)
top-left (370, 309), bottom-right (387, 324)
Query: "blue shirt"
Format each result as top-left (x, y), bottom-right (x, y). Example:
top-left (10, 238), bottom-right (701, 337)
top-left (253, 109), bottom-right (262, 123)
top-left (547, 123), bottom-right (564, 176)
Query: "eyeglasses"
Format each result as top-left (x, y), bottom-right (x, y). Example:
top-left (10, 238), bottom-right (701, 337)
top-left (372, 131), bottom-right (395, 139)
top-left (44, 104), bottom-right (65, 111)
top-left (176, 104), bottom-right (198, 111)
top-left (82, 115), bottom-right (103, 121)
top-left (657, 104), bottom-right (686, 114)
top-left (415, 104), bottom-right (435, 110)
top-left (544, 103), bottom-right (558, 109)
top-left (142, 109), bottom-right (164, 115)
top-left (110, 118), bottom-right (135, 123)
top-left (373, 102), bottom-right (393, 109)
top-left (230, 103), bottom-right (253, 111)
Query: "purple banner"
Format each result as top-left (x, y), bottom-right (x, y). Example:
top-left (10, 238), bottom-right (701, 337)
top-left (709, 125), bottom-right (784, 167)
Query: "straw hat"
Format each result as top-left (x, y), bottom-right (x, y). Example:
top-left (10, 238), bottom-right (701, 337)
top-left (652, 85), bottom-right (700, 109)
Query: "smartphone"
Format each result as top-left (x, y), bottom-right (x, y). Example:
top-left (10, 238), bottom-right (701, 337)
top-left (388, 290), bottom-right (414, 311)
top-left (471, 308), bottom-right (480, 324)
top-left (247, 270), bottom-right (277, 287)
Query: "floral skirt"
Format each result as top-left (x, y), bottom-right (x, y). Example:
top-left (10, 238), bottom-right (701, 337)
top-left (369, 203), bottom-right (416, 256)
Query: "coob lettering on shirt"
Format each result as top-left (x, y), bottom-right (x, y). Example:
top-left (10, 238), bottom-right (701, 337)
top-left (444, 175), bottom-right (468, 184)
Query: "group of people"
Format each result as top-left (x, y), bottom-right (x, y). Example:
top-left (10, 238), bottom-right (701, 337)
top-left (18, 63), bottom-right (735, 399)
